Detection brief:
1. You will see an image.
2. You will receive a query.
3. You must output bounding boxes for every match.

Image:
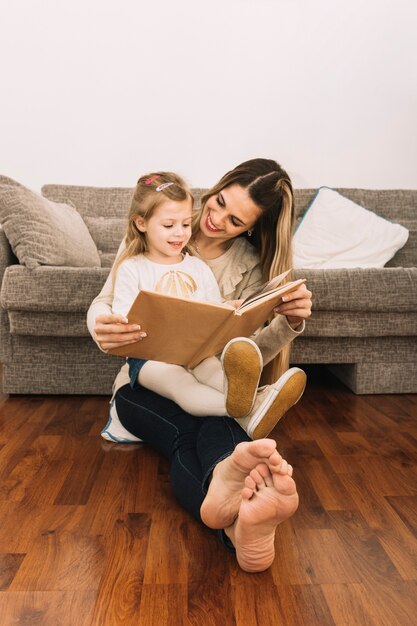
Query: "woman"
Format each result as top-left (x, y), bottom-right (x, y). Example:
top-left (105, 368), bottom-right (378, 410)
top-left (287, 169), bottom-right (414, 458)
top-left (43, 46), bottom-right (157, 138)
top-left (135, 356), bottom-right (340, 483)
top-left (87, 158), bottom-right (312, 572)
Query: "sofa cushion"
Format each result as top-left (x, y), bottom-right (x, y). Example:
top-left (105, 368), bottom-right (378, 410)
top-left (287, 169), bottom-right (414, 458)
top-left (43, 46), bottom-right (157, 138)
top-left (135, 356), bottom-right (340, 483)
top-left (293, 267), bottom-right (417, 312)
top-left (1, 265), bottom-right (109, 311)
top-left (293, 187), bottom-right (409, 269)
top-left (0, 182), bottom-right (101, 269)
top-left (2, 264), bottom-right (415, 318)
top-left (8, 311), bottom-right (90, 337)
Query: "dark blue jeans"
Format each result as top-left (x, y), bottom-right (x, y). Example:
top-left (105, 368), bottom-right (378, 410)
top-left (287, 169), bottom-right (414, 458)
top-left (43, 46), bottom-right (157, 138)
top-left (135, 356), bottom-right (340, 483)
top-left (115, 384), bottom-right (251, 549)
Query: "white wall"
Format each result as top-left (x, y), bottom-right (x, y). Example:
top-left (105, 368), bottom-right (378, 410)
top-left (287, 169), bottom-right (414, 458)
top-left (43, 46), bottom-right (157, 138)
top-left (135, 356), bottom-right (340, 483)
top-left (1, 0), bottom-right (416, 191)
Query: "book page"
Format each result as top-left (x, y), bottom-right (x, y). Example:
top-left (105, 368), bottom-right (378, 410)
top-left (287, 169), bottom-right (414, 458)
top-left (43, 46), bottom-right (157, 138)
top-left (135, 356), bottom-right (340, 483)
top-left (239, 269), bottom-right (292, 308)
top-left (237, 277), bottom-right (305, 313)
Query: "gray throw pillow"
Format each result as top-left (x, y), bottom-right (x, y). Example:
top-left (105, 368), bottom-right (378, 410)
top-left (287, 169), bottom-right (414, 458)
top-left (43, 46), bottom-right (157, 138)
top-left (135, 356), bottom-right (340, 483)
top-left (0, 181), bottom-right (101, 269)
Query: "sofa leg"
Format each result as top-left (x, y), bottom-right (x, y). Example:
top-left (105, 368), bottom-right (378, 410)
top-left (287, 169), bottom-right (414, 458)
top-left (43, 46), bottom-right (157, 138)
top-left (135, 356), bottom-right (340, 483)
top-left (327, 363), bottom-right (417, 394)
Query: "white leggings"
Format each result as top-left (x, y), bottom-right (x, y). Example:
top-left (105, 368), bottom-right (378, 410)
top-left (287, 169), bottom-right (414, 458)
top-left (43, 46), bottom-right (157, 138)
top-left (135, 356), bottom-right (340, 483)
top-left (138, 357), bottom-right (226, 417)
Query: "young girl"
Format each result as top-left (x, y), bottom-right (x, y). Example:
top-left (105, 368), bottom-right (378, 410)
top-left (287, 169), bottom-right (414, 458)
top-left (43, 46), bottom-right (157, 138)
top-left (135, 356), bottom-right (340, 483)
top-left (103, 171), bottom-right (306, 441)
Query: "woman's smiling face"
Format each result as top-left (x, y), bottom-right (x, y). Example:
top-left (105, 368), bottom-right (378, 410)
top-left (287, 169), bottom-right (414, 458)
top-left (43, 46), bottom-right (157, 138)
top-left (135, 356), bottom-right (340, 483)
top-left (199, 184), bottom-right (262, 243)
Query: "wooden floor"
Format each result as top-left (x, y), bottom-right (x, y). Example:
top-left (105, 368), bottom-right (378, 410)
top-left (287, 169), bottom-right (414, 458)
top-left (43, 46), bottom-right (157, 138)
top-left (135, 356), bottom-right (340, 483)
top-left (0, 366), bottom-right (416, 626)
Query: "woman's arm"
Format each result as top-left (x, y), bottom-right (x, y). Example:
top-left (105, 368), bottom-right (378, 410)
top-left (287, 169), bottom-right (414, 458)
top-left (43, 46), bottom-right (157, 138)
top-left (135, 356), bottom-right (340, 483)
top-left (254, 283), bottom-right (312, 365)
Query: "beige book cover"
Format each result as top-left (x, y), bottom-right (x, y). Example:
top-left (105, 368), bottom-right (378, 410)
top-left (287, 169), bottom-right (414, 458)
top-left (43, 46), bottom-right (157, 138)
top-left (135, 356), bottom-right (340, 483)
top-left (108, 270), bottom-right (305, 368)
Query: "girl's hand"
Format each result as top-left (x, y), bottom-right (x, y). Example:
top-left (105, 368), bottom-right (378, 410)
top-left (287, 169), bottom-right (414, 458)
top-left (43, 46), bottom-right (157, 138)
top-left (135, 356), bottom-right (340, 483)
top-left (94, 313), bottom-right (147, 351)
top-left (274, 283), bottom-right (312, 330)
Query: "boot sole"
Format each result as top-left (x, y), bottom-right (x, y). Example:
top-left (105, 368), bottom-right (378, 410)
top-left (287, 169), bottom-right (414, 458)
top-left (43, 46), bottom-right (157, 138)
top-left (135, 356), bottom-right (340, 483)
top-left (221, 338), bottom-right (263, 418)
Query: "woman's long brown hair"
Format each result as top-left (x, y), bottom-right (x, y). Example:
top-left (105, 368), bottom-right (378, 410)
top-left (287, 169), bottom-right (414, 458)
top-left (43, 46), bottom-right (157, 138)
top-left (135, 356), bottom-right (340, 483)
top-left (194, 158), bottom-right (296, 383)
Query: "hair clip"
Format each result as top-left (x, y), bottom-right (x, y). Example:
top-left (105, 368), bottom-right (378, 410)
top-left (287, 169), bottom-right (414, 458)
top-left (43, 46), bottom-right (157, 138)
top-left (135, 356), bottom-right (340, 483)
top-left (156, 182), bottom-right (175, 192)
top-left (145, 175), bottom-right (160, 185)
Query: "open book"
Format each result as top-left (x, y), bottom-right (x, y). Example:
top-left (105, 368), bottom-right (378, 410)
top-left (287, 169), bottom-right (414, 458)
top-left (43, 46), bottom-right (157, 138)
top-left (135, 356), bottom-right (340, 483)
top-left (108, 269), bottom-right (305, 368)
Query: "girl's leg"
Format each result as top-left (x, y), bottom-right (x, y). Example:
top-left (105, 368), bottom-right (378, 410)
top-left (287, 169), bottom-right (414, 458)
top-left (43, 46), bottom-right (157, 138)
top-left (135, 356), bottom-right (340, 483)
top-left (138, 361), bottom-right (226, 416)
top-left (191, 357), bottom-right (224, 392)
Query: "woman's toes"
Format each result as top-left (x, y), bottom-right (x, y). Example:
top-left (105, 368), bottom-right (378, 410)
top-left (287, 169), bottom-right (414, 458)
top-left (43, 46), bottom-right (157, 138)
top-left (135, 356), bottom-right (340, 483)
top-left (255, 463), bottom-right (270, 479)
top-left (248, 467), bottom-right (264, 486)
top-left (278, 459), bottom-right (289, 475)
top-left (288, 464), bottom-right (293, 476)
top-left (268, 450), bottom-right (283, 469)
top-left (244, 474), bottom-right (257, 491)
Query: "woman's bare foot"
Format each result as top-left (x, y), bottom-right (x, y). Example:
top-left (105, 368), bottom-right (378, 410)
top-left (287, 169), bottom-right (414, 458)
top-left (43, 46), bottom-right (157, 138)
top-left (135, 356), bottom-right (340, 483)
top-left (225, 461), bottom-right (299, 573)
top-left (200, 439), bottom-right (283, 529)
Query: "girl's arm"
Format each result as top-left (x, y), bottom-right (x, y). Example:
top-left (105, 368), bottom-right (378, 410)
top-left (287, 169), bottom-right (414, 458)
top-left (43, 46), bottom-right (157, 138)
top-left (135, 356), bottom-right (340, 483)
top-left (112, 260), bottom-right (141, 318)
top-left (86, 241), bottom-right (146, 351)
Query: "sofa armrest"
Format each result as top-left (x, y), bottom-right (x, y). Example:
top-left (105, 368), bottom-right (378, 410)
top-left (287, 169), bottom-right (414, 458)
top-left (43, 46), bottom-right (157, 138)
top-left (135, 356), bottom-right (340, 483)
top-left (0, 226), bottom-right (18, 361)
top-left (0, 226), bottom-right (17, 273)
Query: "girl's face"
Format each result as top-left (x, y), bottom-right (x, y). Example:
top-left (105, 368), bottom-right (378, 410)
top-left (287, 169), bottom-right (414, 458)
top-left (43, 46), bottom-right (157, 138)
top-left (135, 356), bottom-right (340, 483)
top-left (135, 198), bottom-right (193, 264)
top-left (199, 184), bottom-right (262, 244)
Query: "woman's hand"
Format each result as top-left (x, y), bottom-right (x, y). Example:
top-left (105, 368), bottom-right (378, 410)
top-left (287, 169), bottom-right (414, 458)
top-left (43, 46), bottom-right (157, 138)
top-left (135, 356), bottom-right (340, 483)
top-left (94, 314), bottom-right (147, 351)
top-left (274, 283), bottom-right (312, 330)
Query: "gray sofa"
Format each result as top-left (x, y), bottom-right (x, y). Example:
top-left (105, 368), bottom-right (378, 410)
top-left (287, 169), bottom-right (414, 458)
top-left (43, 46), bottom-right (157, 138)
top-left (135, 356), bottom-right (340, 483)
top-left (1, 184), bottom-right (416, 395)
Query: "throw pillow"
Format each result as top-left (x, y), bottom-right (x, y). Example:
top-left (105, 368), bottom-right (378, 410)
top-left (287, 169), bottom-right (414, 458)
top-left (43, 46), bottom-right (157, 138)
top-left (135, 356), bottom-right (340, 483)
top-left (0, 182), bottom-right (101, 269)
top-left (0, 175), bottom-right (23, 187)
top-left (293, 187), bottom-right (409, 269)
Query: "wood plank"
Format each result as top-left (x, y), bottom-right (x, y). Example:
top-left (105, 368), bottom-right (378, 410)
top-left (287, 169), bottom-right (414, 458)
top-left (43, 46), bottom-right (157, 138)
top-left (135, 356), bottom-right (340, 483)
top-left (143, 510), bottom-right (191, 585)
top-left (339, 472), bottom-right (417, 579)
top-left (277, 584), bottom-right (336, 626)
top-left (0, 435), bottom-right (70, 504)
top-left (90, 514), bottom-right (151, 625)
top-left (272, 522), bottom-right (357, 586)
top-left (321, 583), bottom-right (381, 626)
top-left (0, 501), bottom-right (48, 553)
top-left (0, 591), bottom-right (96, 626)
top-left (386, 495), bottom-right (417, 537)
top-left (230, 583), bottom-right (287, 625)
top-left (138, 584), bottom-right (189, 626)
top-left (304, 458), bottom-right (356, 510)
top-left (356, 580), bottom-right (417, 626)
top-left (327, 510), bottom-right (401, 584)
top-left (289, 465), bottom-right (333, 530)
top-left (10, 532), bottom-right (105, 592)
top-left (0, 553), bottom-right (26, 591)
top-left (54, 437), bottom-right (105, 506)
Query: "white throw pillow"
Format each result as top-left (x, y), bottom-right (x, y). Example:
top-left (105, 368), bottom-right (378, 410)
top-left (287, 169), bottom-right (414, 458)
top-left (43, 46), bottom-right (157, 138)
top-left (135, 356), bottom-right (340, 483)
top-left (293, 187), bottom-right (409, 269)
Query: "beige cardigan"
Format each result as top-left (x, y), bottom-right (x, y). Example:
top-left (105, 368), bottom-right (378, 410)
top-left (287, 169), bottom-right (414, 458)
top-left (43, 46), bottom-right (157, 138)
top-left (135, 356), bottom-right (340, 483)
top-left (86, 237), bottom-right (304, 394)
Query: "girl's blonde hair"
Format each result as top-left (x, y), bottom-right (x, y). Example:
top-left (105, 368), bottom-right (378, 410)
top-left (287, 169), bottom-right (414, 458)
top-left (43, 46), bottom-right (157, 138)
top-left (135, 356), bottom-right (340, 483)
top-left (112, 172), bottom-right (193, 285)
top-left (193, 159), bottom-right (295, 384)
